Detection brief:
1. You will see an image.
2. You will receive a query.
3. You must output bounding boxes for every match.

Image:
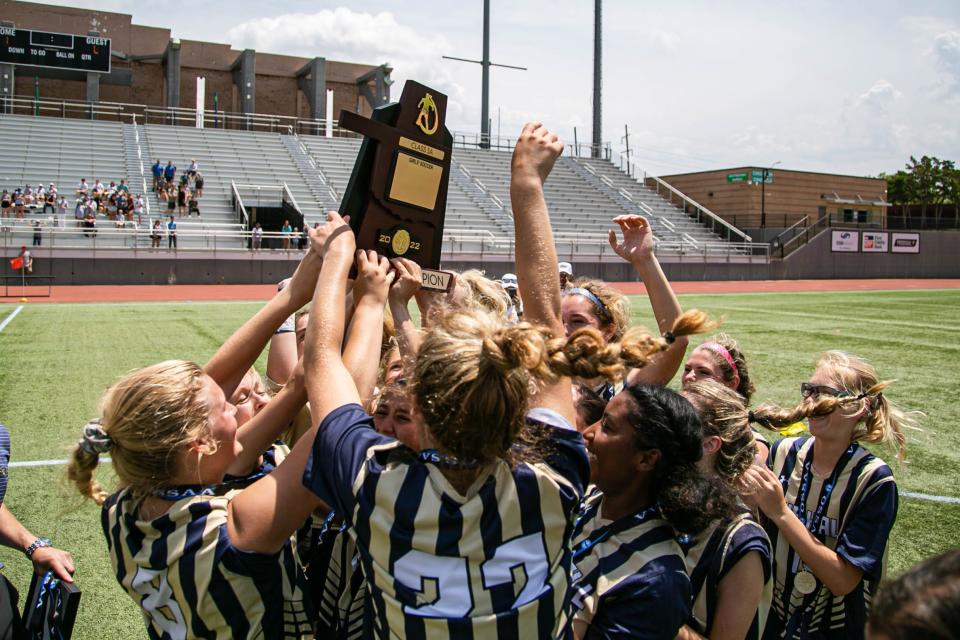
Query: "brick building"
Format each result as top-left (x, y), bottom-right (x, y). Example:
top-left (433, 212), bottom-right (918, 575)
top-left (0, 1), bottom-right (390, 124)
top-left (659, 167), bottom-right (888, 239)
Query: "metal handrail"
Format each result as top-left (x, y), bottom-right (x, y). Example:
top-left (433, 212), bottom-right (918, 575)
top-left (230, 181), bottom-right (249, 227)
top-left (772, 215), bottom-right (809, 246)
top-left (1, 222), bottom-right (771, 259)
top-left (643, 172), bottom-right (752, 243)
top-left (779, 213), bottom-right (831, 257)
top-left (130, 123), bottom-right (151, 217)
top-left (282, 183), bottom-right (303, 216)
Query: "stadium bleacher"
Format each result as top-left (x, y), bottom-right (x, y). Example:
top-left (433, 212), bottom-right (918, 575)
top-left (0, 113), bottom-right (746, 255)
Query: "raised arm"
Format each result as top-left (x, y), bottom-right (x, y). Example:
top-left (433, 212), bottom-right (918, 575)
top-left (388, 258), bottom-right (424, 373)
top-left (343, 252), bottom-right (395, 409)
top-left (204, 252), bottom-right (321, 398)
top-left (610, 215), bottom-right (689, 386)
top-left (227, 212), bottom-right (357, 554)
top-left (510, 122), bottom-right (575, 424)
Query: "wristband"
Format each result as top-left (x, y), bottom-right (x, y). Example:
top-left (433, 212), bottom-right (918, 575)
top-left (25, 537), bottom-right (52, 558)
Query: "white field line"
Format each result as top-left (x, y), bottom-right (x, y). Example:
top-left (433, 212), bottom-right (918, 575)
top-left (0, 305), bottom-right (24, 333)
top-left (6, 459), bottom-right (960, 504)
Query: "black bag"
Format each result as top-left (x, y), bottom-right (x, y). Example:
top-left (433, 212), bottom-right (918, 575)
top-left (21, 572), bottom-right (80, 640)
top-left (0, 572), bottom-right (25, 640)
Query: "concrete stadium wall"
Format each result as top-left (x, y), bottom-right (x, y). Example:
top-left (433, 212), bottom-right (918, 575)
top-left (18, 230), bottom-right (960, 286)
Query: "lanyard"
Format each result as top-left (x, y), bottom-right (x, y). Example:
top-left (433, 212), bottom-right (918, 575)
top-left (793, 443), bottom-right (856, 537)
top-left (573, 502), bottom-right (659, 562)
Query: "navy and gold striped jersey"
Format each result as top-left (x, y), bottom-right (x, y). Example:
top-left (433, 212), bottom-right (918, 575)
top-left (219, 441), bottom-right (288, 491)
top-left (569, 488), bottom-right (691, 640)
top-left (102, 488), bottom-right (313, 639)
top-left (764, 437), bottom-right (897, 640)
top-left (680, 510), bottom-right (772, 640)
top-left (303, 403), bottom-right (589, 639)
top-left (310, 515), bottom-right (366, 640)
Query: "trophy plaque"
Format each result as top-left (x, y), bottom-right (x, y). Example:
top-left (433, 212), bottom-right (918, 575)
top-left (338, 80), bottom-right (454, 291)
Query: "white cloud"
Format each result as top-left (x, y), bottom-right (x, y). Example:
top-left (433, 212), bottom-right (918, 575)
top-left (931, 30), bottom-right (960, 96)
top-left (226, 8), bottom-right (470, 123)
top-left (852, 79), bottom-right (902, 115)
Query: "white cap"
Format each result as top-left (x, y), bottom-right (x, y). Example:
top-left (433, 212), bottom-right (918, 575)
top-left (501, 273), bottom-right (519, 290)
top-left (558, 262), bottom-right (573, 275)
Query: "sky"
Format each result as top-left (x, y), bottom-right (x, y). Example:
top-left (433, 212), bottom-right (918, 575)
top-left (31, 0), bottom-right (960, 177)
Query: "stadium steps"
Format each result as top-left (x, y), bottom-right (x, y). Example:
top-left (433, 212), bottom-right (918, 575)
top-left (0, 114), bottom-right (126, 203)
top-left (121, 123), bottom-right (152, 205)
top-left (279, 134), bottom-right (340, 215)
top-left (140, 125), bottom-right (325, 225)
top-left (447, 159), bottom-right (512, 235)
top-left (576, 158), bottom-right (735, 247)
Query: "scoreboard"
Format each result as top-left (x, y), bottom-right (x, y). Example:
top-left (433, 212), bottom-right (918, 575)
top-left (0, 27), bottom-right (111, 73)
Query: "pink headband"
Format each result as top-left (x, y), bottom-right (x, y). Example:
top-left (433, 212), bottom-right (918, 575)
top-left (698, 342), bottom-right (737, 371)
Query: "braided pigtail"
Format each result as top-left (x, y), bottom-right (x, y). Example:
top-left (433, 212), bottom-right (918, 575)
top-left (544, 309), bottom-right (718, 382)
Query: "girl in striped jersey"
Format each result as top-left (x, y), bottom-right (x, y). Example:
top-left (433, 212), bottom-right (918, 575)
top-left (740, 351), bottom-right (916, 640)
top-left (571, 384), bottom-right (734, 640)
top-left (680, 335), bottom-right (786, 464)
top-left (301, 124), bottom-right (713, 639)
top-left (678, 381), bottom-right (775, 640)
top-left (66, 237), bottom-right (390, 639)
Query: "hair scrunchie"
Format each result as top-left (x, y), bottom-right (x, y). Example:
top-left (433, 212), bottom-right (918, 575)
top-left (79, 419), bottom-right (113, 455)
top-left (663, 331), bottom-right (676, 344)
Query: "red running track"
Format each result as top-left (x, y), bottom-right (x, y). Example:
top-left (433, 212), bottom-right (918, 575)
top-left (1, 279), bottom-right (958, 303)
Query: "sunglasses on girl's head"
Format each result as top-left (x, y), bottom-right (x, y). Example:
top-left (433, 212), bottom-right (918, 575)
top-left (800, 383), bottom-right (851, 399)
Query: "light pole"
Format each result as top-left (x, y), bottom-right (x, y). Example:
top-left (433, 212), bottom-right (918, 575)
top-left (442, 0), bottom-right (526, 149)
top-left (760, 160), bottom-right (781, 228)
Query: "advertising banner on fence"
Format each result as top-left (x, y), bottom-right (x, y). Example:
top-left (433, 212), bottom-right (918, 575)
top-left (861, 231), bottom-right (889, 253)
top-left (891, 232), bottom-right (920, 254)
top-left (831, 230), bottom-right (859, 252)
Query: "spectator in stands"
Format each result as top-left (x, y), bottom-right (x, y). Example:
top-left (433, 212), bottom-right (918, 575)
top-left (77, 178), bottom-right (89, 196)
top-left (252, 222), bottom-right (263, 250)
top-left (73, 199), bottom-right (85, 226)
top-left (150, 219), bottom-right (162, 248)
top-left (13, 191), bottom-right (24, 219)
top-left (194, 172), bottom-right (204, 198)
top-left (188, 159), bottom-right (198, 178)
top-left (558, 261), bottom-right (573, 290)
top-left (1, 191), bottom-right (10, 218)
top-left (48, 183), bottom-right (57, 196)
top-left (133, 194), bottom-right (145, 223)
top-left (188, 196), bottom-right (200, 218)
top-left (22, 185), bottom-right (34, 206)
top-left (117, 179), bottom-right (129, 194)
top-left (32, 220), bottom-right (42, 247)
top-left (167, 216), bottom-right (177, 248)
top-left (281, 219), bottom-right (292, 250)
top-left (115, 192), bottom-right (128, 221)
top-left (177, 183), bottom-right (188, 217)
top-left (56, 196), bottom-right (68, 229)
top-left (164, 161), bottom-right (176, 185)
top-left (93, 178), bottom-right (104, 194)
top-left (0, 423), bottom-right (76, 639)
top-left (43, 191), bottom-right (56, 215)
top-left (83, 210), bottom-right (97, 237)
top-left (166, 188), bottom-right (176, 217)
top-left (152, 160), bottom-right (162, 192)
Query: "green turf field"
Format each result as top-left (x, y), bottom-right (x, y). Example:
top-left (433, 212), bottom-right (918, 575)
top-left (0, 290), bottom-right (958, 638)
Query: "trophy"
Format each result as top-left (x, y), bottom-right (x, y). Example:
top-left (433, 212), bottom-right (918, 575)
top-left (338, 80), bottom-right (454, 291)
